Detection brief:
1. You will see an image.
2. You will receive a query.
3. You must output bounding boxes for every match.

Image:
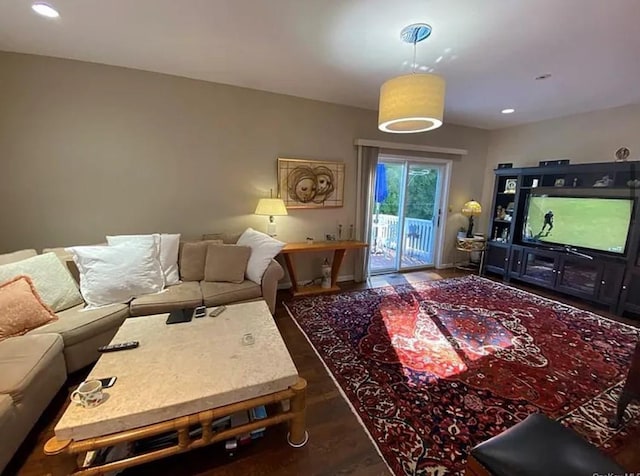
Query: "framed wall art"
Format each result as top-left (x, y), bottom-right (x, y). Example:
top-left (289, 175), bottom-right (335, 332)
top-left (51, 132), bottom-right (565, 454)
top-left (277, 158), bottom-right (345, 209)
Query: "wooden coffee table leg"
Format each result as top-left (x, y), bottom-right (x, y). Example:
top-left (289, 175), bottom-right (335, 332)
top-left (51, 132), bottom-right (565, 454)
top-left (44, 437), bottom-right (72, 456)
top-left (287, 377), bottom-right (308, 447)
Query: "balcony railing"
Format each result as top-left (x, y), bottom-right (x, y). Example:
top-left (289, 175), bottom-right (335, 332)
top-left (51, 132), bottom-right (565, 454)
top-left (372, 214), bottom-right (434, 261)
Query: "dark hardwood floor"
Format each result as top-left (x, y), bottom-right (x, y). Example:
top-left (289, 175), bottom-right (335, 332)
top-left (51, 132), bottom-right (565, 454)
top-left (6, 269), bottom-right (639, 475)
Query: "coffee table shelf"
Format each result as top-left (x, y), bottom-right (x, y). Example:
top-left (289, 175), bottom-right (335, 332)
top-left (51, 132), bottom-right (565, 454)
top-left (45, 378), bottom-right (307, 475)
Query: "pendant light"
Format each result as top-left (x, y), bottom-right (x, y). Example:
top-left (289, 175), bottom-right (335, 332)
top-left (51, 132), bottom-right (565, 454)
top-left (378, 23), bottom-right (446, 134)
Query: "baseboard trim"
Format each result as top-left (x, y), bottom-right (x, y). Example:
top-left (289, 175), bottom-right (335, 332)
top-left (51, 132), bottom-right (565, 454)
top-left (278, 275), bottom-right (355, 290)
top-left (436, 263), bottom-right (454, 269)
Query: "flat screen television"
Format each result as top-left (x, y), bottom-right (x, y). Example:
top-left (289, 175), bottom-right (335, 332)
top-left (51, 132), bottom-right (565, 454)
top-left (521, 189), bottom-right (635, 255)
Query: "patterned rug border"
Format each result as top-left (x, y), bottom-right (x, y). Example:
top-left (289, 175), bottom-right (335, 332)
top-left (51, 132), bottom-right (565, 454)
top-left (379, 275), bottom-right (640, 332)
top-left (284, 275), bottom-right (640, 474)
top-left (284, 302), bottom-right (395, 476)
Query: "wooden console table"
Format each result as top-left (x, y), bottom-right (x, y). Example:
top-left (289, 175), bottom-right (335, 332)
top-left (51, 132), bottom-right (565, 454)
top-left (281, 241), bottom-right (368, 297)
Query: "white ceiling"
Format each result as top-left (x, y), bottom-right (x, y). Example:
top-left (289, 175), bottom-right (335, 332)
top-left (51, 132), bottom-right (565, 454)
top-left (1, 0), bottom-right (639, 129)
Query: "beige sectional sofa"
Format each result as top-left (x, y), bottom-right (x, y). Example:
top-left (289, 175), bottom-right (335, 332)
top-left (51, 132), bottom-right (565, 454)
top-left (0, 234), bottom-right (284, 472)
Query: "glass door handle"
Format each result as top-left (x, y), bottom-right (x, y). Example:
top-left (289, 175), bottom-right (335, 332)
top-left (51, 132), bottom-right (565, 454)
top-left (437, 208), bottom-right (441, 227)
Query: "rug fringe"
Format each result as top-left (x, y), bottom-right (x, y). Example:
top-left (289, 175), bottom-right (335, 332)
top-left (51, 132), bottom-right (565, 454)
top-left (284, 303), bottom-right (395, 476)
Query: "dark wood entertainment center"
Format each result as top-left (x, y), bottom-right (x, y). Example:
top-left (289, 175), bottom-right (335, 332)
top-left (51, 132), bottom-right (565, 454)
top-left (483, 161), bottom-right (640, 317)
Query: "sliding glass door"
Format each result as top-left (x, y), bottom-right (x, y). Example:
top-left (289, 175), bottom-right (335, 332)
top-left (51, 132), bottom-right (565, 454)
top-left (369, 158), bottom-right (444, 274)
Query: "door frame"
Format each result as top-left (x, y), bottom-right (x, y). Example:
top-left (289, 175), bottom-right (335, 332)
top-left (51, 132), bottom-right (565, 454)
top-left (372, 154), bottom-right (452, 271)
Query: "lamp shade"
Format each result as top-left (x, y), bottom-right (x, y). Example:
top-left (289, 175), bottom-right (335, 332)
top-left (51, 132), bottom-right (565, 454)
top-left (255, 198), bottom-right (288, 216)
top-left (461, 200), bottom-right (482, 217)
top-left (378, 73), bottom-right (445, 133)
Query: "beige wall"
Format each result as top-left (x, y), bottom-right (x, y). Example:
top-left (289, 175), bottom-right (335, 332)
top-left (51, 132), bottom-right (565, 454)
top-left (481, 103), bottom-right (640, 231)
top-left (0, 51), bottom-right (489, 281)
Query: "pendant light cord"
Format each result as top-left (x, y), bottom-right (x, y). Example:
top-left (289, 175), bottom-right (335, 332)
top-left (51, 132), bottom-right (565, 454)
top-left (412, 40), bottom-right (417, 73)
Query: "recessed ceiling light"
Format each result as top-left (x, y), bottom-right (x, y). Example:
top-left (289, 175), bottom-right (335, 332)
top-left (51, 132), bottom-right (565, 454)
top-left (32, 2), bottom-right (59, 18)
top-left (501, 108), bottom-right (515, 114)
top-left (535, 73), bottom-right (551, 80)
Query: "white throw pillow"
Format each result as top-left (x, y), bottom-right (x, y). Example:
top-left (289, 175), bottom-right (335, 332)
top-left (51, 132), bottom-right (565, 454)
top-left (236, 228), bottom-right (285, 284)
top-left (66, 242), bottom-right (165, 308)
top-left (106, 234), bottom-right (180, 286)
top-left (0, 253), bottom-right (84, 312)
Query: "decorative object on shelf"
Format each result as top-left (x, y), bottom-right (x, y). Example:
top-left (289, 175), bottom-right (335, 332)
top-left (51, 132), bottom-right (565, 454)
top-left (593, 175), bottom-right (613, 187)
top-left (277, 158), bottom-right (345, 209)
top-left (497, 163), bottom-right (513, 169)
top-left (554, 178), bottom-right (565, 187)
top-left (378, 23), bottom-right (445, 133)
top-left (461, 200), bottom-right (482, 238)
top-left (615, 147), bottom-right (630, 162)
top-left (503, 179), bottom-right (517, 194)
top-left (456, 237), bottom-right (487, 252)
top-left (495, 205), bottom-right (506, 220)
top-left (348, 224), bottom-right (354, 241)
top-left (506, 201), bottom-right (515, 213)
top-left (306, 237), bottom-right (314, 244)
top-left (457, 227), bottom-right (466, 239)
top-left (254, 190), bottom-right (288, 237)
top-left (325, 234), bottom-right (336, 241)
top-left (321, 259), bottom-right (332, 289)
top-left (572, 177), bottom-right (579, 187)
top-left (539, 159), bottom-right (570, 167)
top-left (531, 178), bottom-right (539, 187)
top-left (500, 228), bottom-right (509, 242)
top-left (337, 224), bottom-right (343, 240)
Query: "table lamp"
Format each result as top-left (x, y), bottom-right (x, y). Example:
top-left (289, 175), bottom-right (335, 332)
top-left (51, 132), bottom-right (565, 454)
top-left (255, 192), bottom-right (287, 237)
top-left (461, 200), bottom-right (482, 238)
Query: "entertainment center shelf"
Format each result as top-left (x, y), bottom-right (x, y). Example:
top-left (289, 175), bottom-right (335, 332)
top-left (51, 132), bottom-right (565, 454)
top-left (483, 161), bottom-right (640, 317)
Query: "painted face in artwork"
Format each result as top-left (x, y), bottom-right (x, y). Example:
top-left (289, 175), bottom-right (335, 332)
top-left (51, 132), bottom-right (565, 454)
top-left (295, 178), bottom-right (316, 202)
top-left (312, 166), bottom-right (336, 203)
top-left (316, 174), bottom-right (332, 194)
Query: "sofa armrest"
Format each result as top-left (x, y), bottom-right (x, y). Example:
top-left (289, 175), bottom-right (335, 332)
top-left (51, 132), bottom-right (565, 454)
top-left (261, 259), bottom-right (285, 314)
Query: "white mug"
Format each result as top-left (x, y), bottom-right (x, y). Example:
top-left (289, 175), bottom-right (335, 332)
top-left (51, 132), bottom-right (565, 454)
top-left (71, 379), bottom-right (103, 408)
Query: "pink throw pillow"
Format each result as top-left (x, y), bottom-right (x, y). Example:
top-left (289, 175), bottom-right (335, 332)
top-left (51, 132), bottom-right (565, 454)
top-left (0, 275), bottom-right (58, 342)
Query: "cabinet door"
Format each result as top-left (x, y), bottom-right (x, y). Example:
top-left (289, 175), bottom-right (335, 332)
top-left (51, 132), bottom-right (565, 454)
top-left (509, 247), bottom-right (523, 277)
top-left (520, 250), bottom-right (558, 288)
top-left (484, 244), bottom-right (509, 275)
top-left (556, 256), bottom-right (601, 299)
top-left (620, 270), bottom-right (640, 314)
top-left (598, 264), bottom-right (625, 304)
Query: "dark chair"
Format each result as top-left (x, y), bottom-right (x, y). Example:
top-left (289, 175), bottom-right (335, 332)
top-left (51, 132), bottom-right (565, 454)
top-left (466, 413), bottom-right (626, 476)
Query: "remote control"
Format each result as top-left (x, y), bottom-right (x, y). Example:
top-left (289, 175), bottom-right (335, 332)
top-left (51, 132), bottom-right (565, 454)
top-left (209, 306), bottom-right (226, 317)
top-left (98, 341), bottom-right (139, 353)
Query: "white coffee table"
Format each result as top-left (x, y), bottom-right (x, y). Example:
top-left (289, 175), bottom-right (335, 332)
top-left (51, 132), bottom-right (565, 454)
top-left (45, 301), bottom-right (307, 475)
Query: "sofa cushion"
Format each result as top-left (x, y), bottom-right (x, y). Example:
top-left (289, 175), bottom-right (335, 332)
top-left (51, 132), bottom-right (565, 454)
top-left (204, 244), bottom-right (251, 284)
top-left (236, 228), bottom-right (285, 285)
top-left (28, 303), bottom-right (128, 347)
top-left (129, 282), bottom-right (203, 317)
top-left (179, 240), bottom-right (221, 281)
top-left (67, 243), bottom-right (165, 308)
top-left (107, 234), bottom-right (181, 286)
top-left (200, 280), bottom-right (262, 307)
top-left (0, 334), bottom-right (64, 403)
top-left (43, 245), bottom-right (104, 284)
top-left (0, 275), bottom-right (58, 342)
top-left (202, 233), bottom-right (241, 244)
top-left (0, 253), bottom-right (84, 312)
top-left (0, 249), bottom-right (37, 265)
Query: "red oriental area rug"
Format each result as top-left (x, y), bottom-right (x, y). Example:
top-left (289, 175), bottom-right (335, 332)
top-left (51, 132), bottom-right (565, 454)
top-left (285, 276), bottom-right (640, 475)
